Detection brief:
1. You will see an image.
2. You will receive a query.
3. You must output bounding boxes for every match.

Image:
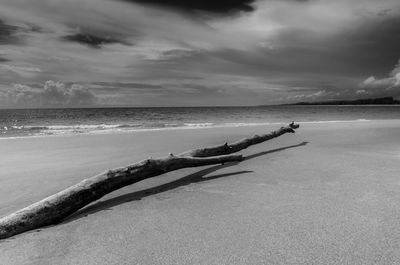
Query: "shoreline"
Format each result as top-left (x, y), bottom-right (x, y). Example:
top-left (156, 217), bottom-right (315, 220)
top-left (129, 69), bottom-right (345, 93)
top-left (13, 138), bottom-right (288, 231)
top-left (0, 118), bottom-right (396, 140)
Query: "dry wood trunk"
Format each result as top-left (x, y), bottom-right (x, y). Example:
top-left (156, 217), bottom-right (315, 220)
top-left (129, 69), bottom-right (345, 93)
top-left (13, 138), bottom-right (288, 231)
top-left (183, 122), bottom-right (299, 157)
top-left (0, 122), bottom-right (299, 239)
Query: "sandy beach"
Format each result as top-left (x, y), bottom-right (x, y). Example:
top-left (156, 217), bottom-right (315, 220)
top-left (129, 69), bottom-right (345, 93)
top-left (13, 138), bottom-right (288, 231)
top-left (1, 120), bottom-right (400, 265)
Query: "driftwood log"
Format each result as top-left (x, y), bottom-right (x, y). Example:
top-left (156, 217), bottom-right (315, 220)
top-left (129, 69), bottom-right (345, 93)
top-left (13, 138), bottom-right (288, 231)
top-left (0, 122), bottom-right (299, 239)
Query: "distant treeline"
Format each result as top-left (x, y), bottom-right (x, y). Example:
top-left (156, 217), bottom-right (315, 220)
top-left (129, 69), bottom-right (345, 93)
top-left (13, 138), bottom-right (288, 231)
top-left (291, 97), bottom-right (400, 105)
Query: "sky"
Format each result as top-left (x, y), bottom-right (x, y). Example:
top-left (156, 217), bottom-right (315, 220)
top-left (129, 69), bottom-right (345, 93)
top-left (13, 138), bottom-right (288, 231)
top-left (0, 0), bottom-right (400, 108)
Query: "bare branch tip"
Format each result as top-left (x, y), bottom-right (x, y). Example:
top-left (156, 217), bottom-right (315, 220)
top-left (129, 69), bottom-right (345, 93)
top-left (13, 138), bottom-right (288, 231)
top-left (289, 121), bottom-right (300, 129)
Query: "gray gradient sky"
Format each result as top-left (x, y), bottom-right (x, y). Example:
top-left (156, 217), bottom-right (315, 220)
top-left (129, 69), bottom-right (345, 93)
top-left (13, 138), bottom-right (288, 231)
top-left (0, 0), bottom-right (399, 107)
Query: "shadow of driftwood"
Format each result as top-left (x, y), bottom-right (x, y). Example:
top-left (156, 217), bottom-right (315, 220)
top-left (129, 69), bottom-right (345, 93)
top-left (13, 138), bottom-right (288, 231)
top-left (63, 141), bottom-right (308, 223)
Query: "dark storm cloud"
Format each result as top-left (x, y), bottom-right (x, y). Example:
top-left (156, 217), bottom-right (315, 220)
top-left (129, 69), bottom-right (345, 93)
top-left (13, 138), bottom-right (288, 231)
top-left (0, 19), bottom-right (20, 44)
top-left (350, 16), bottom-right (400, 75)
top-left (300, 16), bottom-right (399, 76)
top-left (199, 14), bottom-right (400, 80)
top-left (62, 33), bottom-right (130, 49)
top-left (122, 0), bottom-right (255, 13)
top-left (283, 15), bottom-right (400, 79)
top-left (0, 57), bottom-right (9, 62)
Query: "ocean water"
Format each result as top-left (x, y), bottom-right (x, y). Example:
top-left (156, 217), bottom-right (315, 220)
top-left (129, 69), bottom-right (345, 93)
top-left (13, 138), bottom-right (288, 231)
top-left (0, 105), bottom-right (399, 138)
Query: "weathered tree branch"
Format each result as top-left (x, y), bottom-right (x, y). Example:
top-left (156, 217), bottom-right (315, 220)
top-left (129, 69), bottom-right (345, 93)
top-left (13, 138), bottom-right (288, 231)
top-left (182, 122), bottom-right (299, 157)
top-left (0, 154), bottom-right (242, 240)
top-left (0, 122), bottom-right (299, 239)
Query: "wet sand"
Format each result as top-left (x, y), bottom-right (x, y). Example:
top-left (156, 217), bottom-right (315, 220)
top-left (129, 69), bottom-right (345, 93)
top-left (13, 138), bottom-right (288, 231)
top-left (1, 120), bottom-right (400, 264)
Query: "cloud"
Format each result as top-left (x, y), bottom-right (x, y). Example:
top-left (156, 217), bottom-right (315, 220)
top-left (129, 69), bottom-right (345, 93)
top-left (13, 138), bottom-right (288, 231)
top-left (0, 64), bottom-right (41, 78)
top-left (122, 0), bottom-right (255, 13)
top-left (0, 19), bottom-right (21, 44)
top-left (62, 33), bottom-right (130, 49)
top-left (356, 89), bottom-right (367, 95)
top-left (0, 0), bottom-right (260, 84)
top-left (91, 82), bottom-right (164, 90)
top-left (0, 0), bottom-right (400, 106)
top-left (286, 58), bottom-right (400, 102)
top-left (361, 76), bottom-right (394, 89)
top-left (288, 89), bottom-right (331, 101)
top-left (359, 60), bottom-right (400, 91)
top-left (0, 81), bottom-right (99, 107)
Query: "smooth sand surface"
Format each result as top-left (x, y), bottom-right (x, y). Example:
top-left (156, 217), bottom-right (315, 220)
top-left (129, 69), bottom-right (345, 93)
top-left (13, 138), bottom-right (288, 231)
top-left (1, 120), bottom-right (400, 265)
